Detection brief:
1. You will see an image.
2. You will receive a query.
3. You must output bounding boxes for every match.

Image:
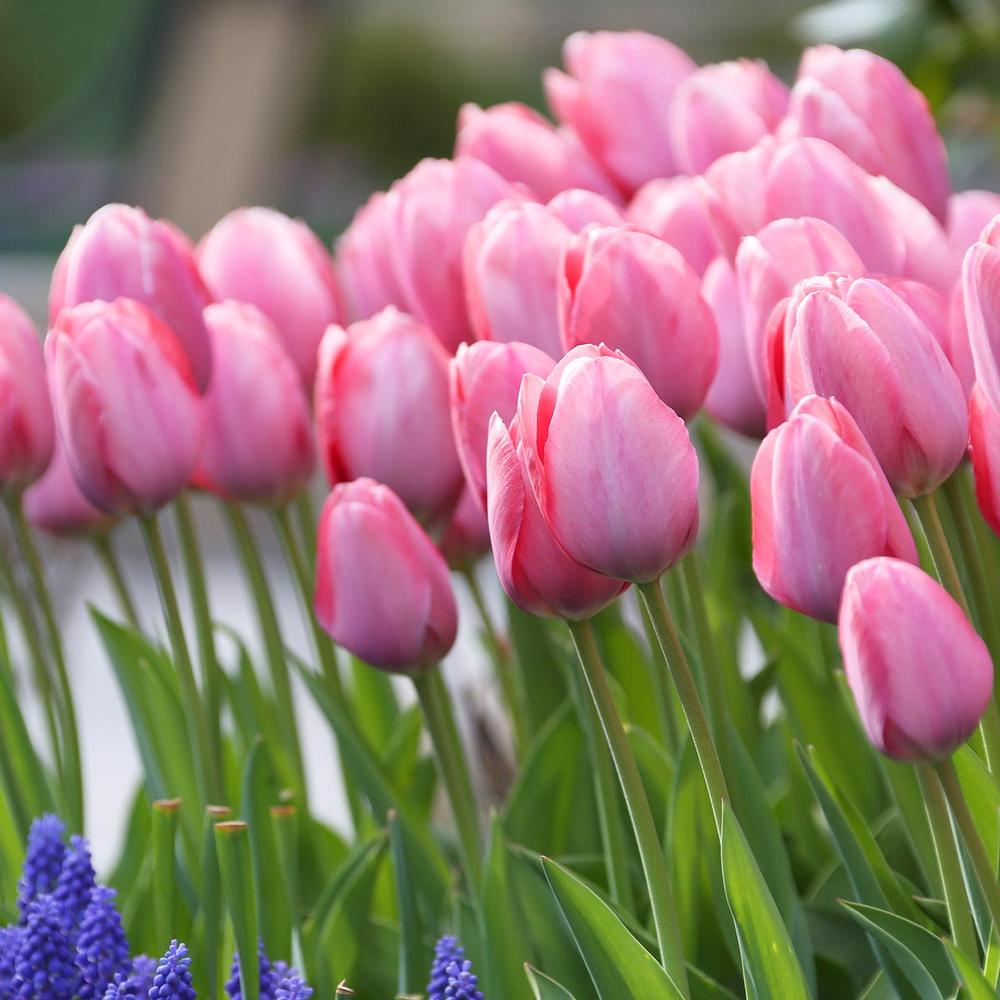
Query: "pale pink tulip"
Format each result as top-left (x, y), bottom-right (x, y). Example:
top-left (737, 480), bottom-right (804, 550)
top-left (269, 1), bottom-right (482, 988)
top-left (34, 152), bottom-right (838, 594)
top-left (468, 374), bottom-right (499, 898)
top-left (198, 207), bottom-right (340, 386)
top-left (751, 395), bottom-right (917, 622)
top-left (948, 191), bottom-right (1000, 257)
top-left (23, 435), bottom-right (108, 536)
top-left (46, 299), bottom-right (202, 513)
top-left (439, 485), bottom-right (492, 570)
top-left (546, 189), bottom-right (626, 231)
top-left (543, 30), bottom-right (696, 194)
top-left (314, 308), bottom-right (463, 525)
top-left (315, 478), bottom-right (457, 671)
top-left (961, 219), bottom-right (1000, 410)
top-left (560, 226), bottom-right (718, 419)
top-left (449, 340), bottom-right (556, 509)
top-left (51, 204), bottom-right (212, 389)
top-left (970, 384), bottom-right (1000, 536)
top-left (840, 557), bottom-right (993, 760)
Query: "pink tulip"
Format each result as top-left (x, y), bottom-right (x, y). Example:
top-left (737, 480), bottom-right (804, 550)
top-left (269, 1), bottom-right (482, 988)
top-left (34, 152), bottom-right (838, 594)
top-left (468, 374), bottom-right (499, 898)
top-left (315, 478), bottom-right (457, 671)
top-left (50, 204), bottom-right (212, 390)
top-left (948, 191), bottom-right (1000, 257)
top-left (455, 102), bottom-right (620, 202)
top-left (546, 189), bottom-right (626, 231)
top-left (669, 60), bottom-right (788, 176)
top-left (735, 216), bottom-right (865, 408)
top-left (970, 385), bottom-right (1000, 536)
top-left (628, 176), bottom-right (741, 276)
top-left (947, 287), bottom-right (977, 398)
top-left (198, 207), bottom-right (340, 386)
top-left (783, 275), bottom-right (968, 496)
top-left (386, 157), bottom-right (521, 352)
top-left (839, 557), bottom-right (993, 761)
top-left (463, 202), bottom-right (571, 356)
top-left (515, 344), bottom-right (699, 582)
top-left (314, 307), bottom-right (463, 525)
top-left (486, 413), bottom-right (627, 618)
top-left (449, 340), bottom-right (556, 509)
top-left (543, 30), bottom-right (696, 194)
top-left (24, 435), bottom-right (108, 536)
top-left (961, 220), bottom-right (1000, 410)
top-left (560, 226), bottom-right (718, 419)
top-left (785, 46), bottom-right (950, 222)
top-left (0, 295), bottom-right (54, 492)
top-left (194, 302), bottom-right (314, 505)
top-left (751, 395), bottom-right (917, 622)
top-left (46, 298), bottom-right (202, 513)
top-left (701, 257), bottom-right (766, 437)
top-left (877, 277), bottom-right (951, 359)
top-left (439, 485), bottom-right (492, 570)
top-left (703, 137), bottom-right (779, 235)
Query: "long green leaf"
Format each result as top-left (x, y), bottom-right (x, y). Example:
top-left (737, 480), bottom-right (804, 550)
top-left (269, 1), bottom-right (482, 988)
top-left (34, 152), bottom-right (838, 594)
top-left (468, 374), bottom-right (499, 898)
top-left (945, 939), bottom-right (1000, 999)
top-left (387, 809), bottom-right (424, 995)
top-left (215, 821), bottom-right (259, 1000)
top-left (525, 964), bottom-right (578, 999)
top-left (482, 813), bottom-right (531, 998)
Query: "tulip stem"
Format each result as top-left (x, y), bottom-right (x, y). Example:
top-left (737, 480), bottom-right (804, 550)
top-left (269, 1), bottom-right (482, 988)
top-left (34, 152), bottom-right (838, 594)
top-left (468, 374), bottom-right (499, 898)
top-left (92, 533), bottom-right (140, 631)
top-left (412, 670), bottom-right (483, 889)
top-left (461, 568), bottom-right (528, 757)
top-left (911, 492), bottom-right (971, 617)
top-left (639, 579), bottom-right (729, 834)
top-left (567, 617), bottom-right (690, 997)
top-left (139, 512), bottom-right (215, 808)
top-left (224, 504), bottom-right (307, 808)
top-left (915, 762), bottom-right (979, 961)
top-left (936, 756), bottom-right (1000, 934)
top-left (6, 497), bottom-right (83, 832)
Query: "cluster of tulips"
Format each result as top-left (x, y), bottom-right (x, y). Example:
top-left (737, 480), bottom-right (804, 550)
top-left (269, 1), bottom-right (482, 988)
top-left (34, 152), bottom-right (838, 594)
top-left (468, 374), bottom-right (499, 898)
top-left (5, 25), bottom-right (1000, 999)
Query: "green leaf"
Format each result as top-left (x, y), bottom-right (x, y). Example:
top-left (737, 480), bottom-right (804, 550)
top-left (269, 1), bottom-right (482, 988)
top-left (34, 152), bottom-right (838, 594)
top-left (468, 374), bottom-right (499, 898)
top-left (507, 602), bottom-right (569, 738)
top-left (387, 809), bottom-right (424, 995)
top-left (525, 964), bottom-right (577, 999)
top-left (720, 803), bottom-right (811, 1000)
top-left (349, 656), bottom-right (400, 752)
top-left (945, 939), bottom-right (999, 999)
top-left (840, 902), bottom-right (955, 1000)
top-left (152, 798), bottom-right (182, 946)
top-left (215, 821), bottom-right (260, 1000)
top-left (542, 856), bottom-right (686, 999)
top-left (482, 814), bottom-right (531, 999)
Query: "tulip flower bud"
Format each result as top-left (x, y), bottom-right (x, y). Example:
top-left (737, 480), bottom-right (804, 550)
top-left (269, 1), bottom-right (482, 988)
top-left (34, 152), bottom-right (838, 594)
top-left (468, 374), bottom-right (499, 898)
top-left (961, 219), bottom-right (1000, 410)
top-left (194, 302), bottom-right (314, 505)
top-left (839, 557), bottom-right (993, 761)
top-left (50, 205), bottom-right (212, 391)
top-left (784, 275), bottom-right (968, 496)
top-left (970, 384), bottom-right (1000, 536)
top-left (24, 437), bottom-right (108, 536)
top-left (544, 30), bottom-right (696, 194)
top-left (449, 340), bottom-right (556, 510)
top-left (439, 486), bottom-right (492, 570)
top-left (198, 207), bottom-right (340, 387)
top-left (315, 307), bottom-right (463, 525)
top-left (455, 102), bottom-right (620, 202)
top-left (949, 191), bottom-right (1000, 258)
top-left (46, 299), bottom-right (202, 514)
top-left (560, 226), bottom-right (718, 419)
top-left (464, 202), bottom-right (571, 356)
top-left (516, 344), bottom-right (699, 582)
top-left (0, 295), bottom-right (54, 493)
top-left (486, 414), bottom-right (627, 618)
top-left (668, 60), bottom-right (788, 176)
top-left (546, 189), bottom-right (626, 231)
top-left (751, 395), bottom-right (917, 622)
top-left (315, 478), bottom-right (457, 671)
top-left (628, 176), bottom-right (741, 276)
top-left (785, 46), bottom-right (950, 222)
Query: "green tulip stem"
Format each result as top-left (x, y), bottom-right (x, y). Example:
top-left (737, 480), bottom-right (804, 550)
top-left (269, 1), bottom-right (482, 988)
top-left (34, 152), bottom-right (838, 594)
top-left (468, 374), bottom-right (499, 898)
top-left (92, 532), bottom-right (141, 631)
top-left (567, 617), bottom-right (690, 997)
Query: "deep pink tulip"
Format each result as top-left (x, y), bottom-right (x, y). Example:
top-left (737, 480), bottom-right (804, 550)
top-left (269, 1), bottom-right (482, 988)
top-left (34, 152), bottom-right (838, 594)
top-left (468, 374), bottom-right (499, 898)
top-left (464, 202), bottom-right (571, 356)
top-left (628, 176), bottom-right (741, 276)
top-left (783, 275), bottom-right (968, 496)
top-left (961, 219), bottom-right (1000, 410)
top-left (314, 307), bottom-right (463, 525)
top-left (194, 302), bottom-right (314, 505)
top-left (46, 298), bottom-right (202, 513)
top-left (949, 191), bottom-right (1000, 258)
top-left (439, 485), bottom-right (492, 570)
top-left (543, 30), bottom-right (696, 194)
top-left (735, 216), bottom-right (865, 408)
top-left (839, 557), bottom-right (993, 761)
top-left (701, 257), bottom-right (766, 437)
top-left (751, 395), bottom-right (917, 622)
top-left (0, 295), bottom-right (54, 492)
top-left (198, 207), bottom-right (340, 386)
top-left (877, 277), bottom-right (951, 360)
top-left (970, 384), bottom-right (1000, 536)
top-left (50, 204), bottom-right (212, 390)
top-left (449, 340), bottom-right (556, 510)
top-left (486, 413), bottom-right (627, 618)
top-left (669, 60), bottom-right (788, 176)
top-left (560, 226), bottom-right (718, 419)
top-left (23, 436), bottom-right (108, 536)
top-left (785, 46), bottom-right (950, 222)
top-left (315, 478), bottom-right (457, 672)
top-left (546, 189), bottom-right (626, 231)
top-left (516, 344), bottom-right (699, 582)
top-left (455, 102), bottom-right (620, 202)
top-left (386, 157), bottom-right (521, 352)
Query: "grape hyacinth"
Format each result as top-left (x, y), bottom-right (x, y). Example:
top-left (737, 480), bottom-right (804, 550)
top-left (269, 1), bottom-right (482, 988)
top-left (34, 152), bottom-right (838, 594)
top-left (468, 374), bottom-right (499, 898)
top-left (0, 925), bottom-right (24, 995)
top-left (274, 967), bottom-right (312, 1000)
top-left (12, 895), bottom-right (80, 999)
top-left (148, 941), bottom-right (196, 1000)
top-left (126, 955), bottom-right (157, 997)
top-left (225, 940), bottom-right (277, 1000)
top-left (17, 816), bottom-right (66, 920)
top-left (54, 835), bottom-right (97, 934)
top-left (102, 972), bottom-right (144, 1000)
top-left (427, 936), bottom-right (484, 1000)
top-left (76, 887), bottom-right (130, 999)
